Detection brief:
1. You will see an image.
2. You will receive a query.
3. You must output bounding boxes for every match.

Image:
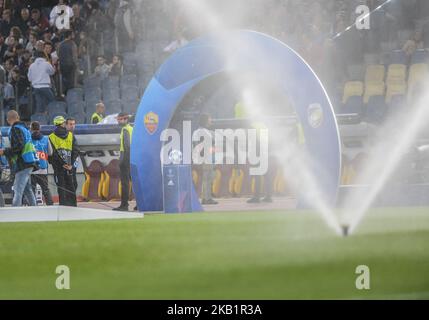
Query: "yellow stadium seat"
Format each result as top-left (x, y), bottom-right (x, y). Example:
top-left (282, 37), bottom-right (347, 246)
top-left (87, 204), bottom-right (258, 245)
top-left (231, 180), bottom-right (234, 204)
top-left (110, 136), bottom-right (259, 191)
top-left (98, 172), bottom-right (105, 199)
top-left (81, 172), bottom-right (90, 199)
top-left (386, 64), bottom-right (407, 84)
top-left (342, 81), bottom-right (364, 103)
top-left (365, 65), bottom-right (385, 83)
top-left (386, 81), bottom-right (407, 103)
top-left (192, 169), bottom-right (199, 186)
top-left (228, 168), bottom-right (244, 196)
top-left (363, 81), bottom-right (385, 103)
top-left (212, 168), bottom-right (222, 197)
top-left (101, 171), bottom-right (110, 199)
top-left (273, 169), bottom-right (287, 194)
top-left (408, 63), bottom-right (428, 87)
top-left (251, 176), bottom-right (265, 194)
top-left (118, 180), bottom-right (133, 200)
top-left (102, 160), bottom-right (122, 201)
top-left (81, 160), bottom-right (104, 201)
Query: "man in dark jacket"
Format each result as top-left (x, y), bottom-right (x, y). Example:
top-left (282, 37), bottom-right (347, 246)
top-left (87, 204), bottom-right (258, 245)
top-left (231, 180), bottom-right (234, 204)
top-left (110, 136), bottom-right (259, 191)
top-left (48, 115), bottom-right (79, 206)
top-left (58, 30), bottom-right (78, 94)
top-left (113, 112), bottom-right (133, 211)
top-left (0, 110), bottom-right (38, 206)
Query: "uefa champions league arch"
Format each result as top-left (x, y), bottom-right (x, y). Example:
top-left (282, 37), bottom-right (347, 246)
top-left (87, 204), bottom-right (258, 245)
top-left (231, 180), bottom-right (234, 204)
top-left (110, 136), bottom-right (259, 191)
top-left (130, 30), bottom-right (341, 212)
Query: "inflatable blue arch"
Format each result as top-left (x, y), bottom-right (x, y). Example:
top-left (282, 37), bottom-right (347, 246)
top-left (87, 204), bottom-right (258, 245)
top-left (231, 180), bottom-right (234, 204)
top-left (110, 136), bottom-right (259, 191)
top-left (131, 30), bottom-right (341, 212)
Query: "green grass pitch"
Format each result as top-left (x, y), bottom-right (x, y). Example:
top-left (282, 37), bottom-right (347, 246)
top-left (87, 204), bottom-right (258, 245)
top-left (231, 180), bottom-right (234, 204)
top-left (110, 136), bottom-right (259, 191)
top-left (0, 207), bottom-right (428, 299)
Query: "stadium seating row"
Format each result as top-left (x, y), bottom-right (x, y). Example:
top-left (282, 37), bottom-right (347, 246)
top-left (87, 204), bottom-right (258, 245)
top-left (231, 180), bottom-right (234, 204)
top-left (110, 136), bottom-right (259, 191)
top-left (192, 165), bottom-right (288, 198)
top-left (344, 63), bottom-right (428, 103)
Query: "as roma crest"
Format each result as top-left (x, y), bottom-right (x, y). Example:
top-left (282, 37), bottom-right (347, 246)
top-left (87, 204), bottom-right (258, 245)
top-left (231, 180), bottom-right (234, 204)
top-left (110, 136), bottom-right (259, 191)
top-left (144, 111), bottom-right (159, 134)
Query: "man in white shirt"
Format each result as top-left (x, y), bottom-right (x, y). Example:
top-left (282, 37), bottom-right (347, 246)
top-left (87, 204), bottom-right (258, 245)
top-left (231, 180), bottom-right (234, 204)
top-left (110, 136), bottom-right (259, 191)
top-left (27, 51), bottom-right (55, 114)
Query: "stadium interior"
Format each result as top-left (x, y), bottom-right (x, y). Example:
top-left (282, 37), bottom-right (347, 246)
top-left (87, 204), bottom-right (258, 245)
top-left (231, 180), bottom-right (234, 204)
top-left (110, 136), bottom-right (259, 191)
top-left (1, 0), bottom-right (429, 207)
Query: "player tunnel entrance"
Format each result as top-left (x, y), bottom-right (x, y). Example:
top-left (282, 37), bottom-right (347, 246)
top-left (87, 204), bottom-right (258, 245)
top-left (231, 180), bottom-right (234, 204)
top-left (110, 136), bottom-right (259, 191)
top-left (130, 30), bottom-right (341, 212)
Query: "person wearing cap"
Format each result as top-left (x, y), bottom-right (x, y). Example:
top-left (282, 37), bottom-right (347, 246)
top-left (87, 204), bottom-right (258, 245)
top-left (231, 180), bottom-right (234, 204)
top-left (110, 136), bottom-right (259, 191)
top-left (30, 121), bottom-right (54, 206)
top-left (48, 115), bottom-right (79, 206)
top-left (113, 112), bottom-right (133, 211)
top-left (0, 110), bottom-right (38, 207)
top-left (91, 102), bottom-right (105, 124)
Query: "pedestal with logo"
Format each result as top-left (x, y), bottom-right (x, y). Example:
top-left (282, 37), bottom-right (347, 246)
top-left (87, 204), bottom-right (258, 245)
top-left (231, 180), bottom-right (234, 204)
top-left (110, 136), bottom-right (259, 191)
top-left (162, 164), bottom-right (202, 213)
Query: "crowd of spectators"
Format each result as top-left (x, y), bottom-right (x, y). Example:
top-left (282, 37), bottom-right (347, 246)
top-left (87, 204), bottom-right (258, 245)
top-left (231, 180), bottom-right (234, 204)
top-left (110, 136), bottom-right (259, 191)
top-left (0, 0), bottom-right (137, 123)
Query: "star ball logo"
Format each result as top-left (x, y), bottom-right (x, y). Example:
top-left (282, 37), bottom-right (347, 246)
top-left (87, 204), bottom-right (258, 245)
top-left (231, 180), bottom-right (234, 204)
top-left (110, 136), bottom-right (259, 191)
top-left (307, 103), bottom-right (323, 129)
top-left (144, 111), bottom-right (159, 135)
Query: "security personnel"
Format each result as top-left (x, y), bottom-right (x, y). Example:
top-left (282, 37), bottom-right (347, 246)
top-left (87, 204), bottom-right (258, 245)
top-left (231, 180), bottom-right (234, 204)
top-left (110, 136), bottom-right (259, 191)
top-left (30, 121), bottom-right (53, 205)
top-left (0, 110), bottom-right (38, 207)
top-left (113, 112), bottom-right (133, 211)
top-left (91, 102), bottom-right (105, 124)
top-left (48, 116), bottom-right (79, 206)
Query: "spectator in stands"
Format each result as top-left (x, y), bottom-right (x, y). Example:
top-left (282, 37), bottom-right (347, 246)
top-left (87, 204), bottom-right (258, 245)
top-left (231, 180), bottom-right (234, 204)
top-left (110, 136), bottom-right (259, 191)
top-left (27, 50), bottom-right (55, 114)
top-left (66, 117), bottom-right (76, 132)
top-left (4, 58), bottom-right (15, 82)
top-left (30, 121), bottom-right (54, 206)
top-left (10, 68), bottom-right (30, 113)
top-left (71, 3), bottom-right (85, 34)
top-left (15, 44), bottom-right (25, 66)
top-left (81, 0), bottom-right (96, 20)
top-left (0, 9), bottom-right (13, 38)
top-left (0, 62), bottom-right (5, 126)
top-left (3, 77), bottom-right (14, 111)
top-left (0, 0), bottom-right (4, 19)
top-left (25, 31), bottom-right (38, 53)
top-left (58, 30), bottom-right (78, 94)
top-left (5, 27), bottom-right (24, 46)
top-left (109, 54), bottom-right (122, 77)
top-left (91, 102), bottom-right (105, 124)
top-left (0, 110), bottom-right (38, 207)
top-left (114, 0), bottom-right (135, 53)
top-left (94, 55), bottom-right (109, 79)
top-left (85, 1), bottom-right (110, 44)
top-left (42, 30), bottom-right (53, 45)
top-left (17, 8), bottom-right (31, 36)
top-left (30, 9), bottom-right (49, 33)
top-left (35, 39), bottom-right (45, 54)
top-left (3, 36), bottom-right (18, 63)
top-left (402, 30), bottom-right (424, 56)
top-left (43, 40), bottom-right (52, 62)
top-left (0, 34), bottom-right (7, 63)
top-left (49, 0), bottom-right (74, 27)
top-left (18, 49), bottom-right (31, 75)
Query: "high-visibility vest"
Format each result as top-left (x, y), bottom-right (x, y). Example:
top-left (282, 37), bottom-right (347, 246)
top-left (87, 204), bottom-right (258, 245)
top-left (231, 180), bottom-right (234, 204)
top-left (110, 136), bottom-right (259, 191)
top-left (32, 135), bottom-right (49, 169)
top-left (234, 102), bottom-right (246, 118)
top-left (8, 124), bottom-right (38, 166)
top-left (120, 124), bottom-right (133, 152)
top-left (49, 131), bottom-right (73, 165)
top-left (91, 112), bottom-right (104, 124)
top-left (296, 123), bottom-right (306, 145)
